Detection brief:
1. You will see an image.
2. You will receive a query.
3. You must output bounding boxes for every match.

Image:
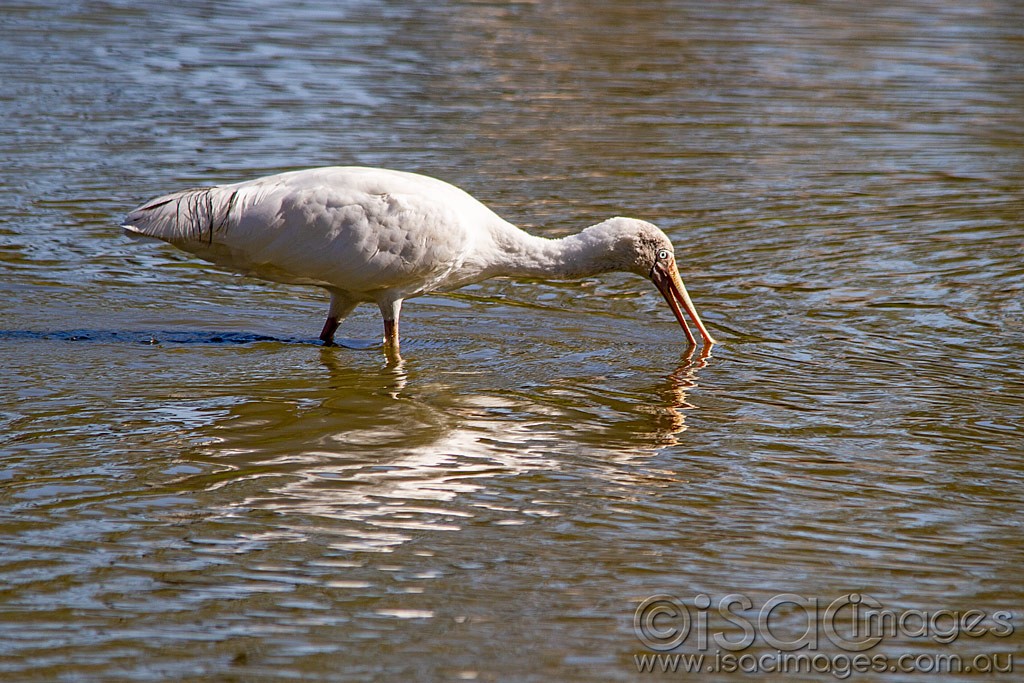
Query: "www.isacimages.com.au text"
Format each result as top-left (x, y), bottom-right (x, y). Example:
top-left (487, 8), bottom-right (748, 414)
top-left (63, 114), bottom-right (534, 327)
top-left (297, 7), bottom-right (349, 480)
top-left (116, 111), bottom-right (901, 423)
top-left (633, 650), bottom-right (1014, 678)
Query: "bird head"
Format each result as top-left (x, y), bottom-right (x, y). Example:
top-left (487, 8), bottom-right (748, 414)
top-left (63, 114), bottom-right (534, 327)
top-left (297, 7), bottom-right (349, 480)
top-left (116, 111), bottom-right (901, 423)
top-left (586, 217), bottom-right (717, 347)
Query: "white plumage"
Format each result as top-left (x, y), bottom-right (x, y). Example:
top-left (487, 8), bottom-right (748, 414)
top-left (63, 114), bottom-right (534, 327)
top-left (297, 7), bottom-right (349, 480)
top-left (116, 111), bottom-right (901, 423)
top-left (123, 166), bottom-right (716, 352)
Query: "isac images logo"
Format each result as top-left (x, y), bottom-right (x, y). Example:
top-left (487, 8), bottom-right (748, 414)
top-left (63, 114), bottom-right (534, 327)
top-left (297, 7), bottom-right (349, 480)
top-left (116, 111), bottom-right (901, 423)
top-left (633, 593), bottom-right (1016, 678)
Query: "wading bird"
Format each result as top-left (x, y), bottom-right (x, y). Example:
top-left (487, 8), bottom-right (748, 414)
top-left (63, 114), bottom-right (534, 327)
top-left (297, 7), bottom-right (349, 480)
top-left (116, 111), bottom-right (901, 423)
top-left (123, 167), bottom-right (716, 353)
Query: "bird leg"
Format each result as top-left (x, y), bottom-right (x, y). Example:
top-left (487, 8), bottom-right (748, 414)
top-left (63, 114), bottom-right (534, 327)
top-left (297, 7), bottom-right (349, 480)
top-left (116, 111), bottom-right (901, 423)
top-left (378, 297), bottom-right (403, 354)
top-left (320, 290), bottom-right (355, 346)
top-left (319, 316), bottom-right (340, 345)
top-left (381, 319), bottom-right (402, 364)
top-left (383, 319), bottom-right (399, 349)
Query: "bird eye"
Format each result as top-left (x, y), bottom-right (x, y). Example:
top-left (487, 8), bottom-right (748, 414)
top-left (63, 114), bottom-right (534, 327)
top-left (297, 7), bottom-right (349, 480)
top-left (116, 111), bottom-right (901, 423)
top-left (657, 249), bottom-right (671, 261)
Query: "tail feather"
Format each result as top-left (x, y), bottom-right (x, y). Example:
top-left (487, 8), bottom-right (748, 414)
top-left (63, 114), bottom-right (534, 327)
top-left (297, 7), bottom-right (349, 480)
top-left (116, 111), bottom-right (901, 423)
top-left (122, 186), bottom-right (239, 246)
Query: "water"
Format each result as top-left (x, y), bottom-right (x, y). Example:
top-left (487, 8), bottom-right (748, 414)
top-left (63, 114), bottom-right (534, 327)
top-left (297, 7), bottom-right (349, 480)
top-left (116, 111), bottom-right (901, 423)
top-left (2, 1), bottom-right (1023, 680)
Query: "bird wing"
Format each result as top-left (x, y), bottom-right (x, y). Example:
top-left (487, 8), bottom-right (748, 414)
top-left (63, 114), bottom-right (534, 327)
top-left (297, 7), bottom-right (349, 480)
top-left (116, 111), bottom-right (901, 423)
top-left (123, 167), bottom-right (486, 296)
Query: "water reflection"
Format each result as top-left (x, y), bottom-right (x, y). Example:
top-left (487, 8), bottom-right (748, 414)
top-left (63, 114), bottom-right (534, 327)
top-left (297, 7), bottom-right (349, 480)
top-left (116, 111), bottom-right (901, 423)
top-left (3, 0), bottom-right (1023, 678)
top-left (166, 344), bottom-right (714, 552)
top-left (652, 345), bottom-right (712, 439)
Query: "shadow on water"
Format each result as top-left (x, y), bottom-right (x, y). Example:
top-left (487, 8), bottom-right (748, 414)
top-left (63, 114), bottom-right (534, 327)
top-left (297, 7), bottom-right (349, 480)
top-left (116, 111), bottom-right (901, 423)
top-left (0, 329), bottom-right (383, 348)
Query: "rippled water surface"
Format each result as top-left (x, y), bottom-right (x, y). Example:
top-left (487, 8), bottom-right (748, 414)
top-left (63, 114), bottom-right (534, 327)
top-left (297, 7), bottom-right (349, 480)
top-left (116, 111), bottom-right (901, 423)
top-left (2, 1), bottom-right (1023, 680)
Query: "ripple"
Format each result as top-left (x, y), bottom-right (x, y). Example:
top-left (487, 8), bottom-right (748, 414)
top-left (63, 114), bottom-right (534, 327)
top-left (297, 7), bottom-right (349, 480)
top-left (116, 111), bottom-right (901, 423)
top-left (2, 0), bottom-right (1023, 680)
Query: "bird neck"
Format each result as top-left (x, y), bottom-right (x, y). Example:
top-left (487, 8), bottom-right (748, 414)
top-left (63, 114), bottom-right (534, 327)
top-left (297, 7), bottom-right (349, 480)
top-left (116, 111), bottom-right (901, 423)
top-left (485, 221), bottom-right (618, 281)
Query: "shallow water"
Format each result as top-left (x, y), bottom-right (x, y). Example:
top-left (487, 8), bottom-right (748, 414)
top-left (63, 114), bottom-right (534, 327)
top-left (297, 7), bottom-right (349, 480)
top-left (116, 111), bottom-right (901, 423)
top-left (2, 1), bottom-right (1023, 680)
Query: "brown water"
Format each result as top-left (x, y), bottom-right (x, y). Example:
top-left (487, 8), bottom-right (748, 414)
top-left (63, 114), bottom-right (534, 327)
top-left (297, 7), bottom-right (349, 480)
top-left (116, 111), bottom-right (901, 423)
top-left (2, 1), bottom-right (1023, 681)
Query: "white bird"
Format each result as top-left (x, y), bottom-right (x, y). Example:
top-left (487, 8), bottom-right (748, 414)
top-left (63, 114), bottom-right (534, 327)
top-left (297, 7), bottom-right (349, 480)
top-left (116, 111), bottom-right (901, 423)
top-left (123, 166), bottom-right (716, 353)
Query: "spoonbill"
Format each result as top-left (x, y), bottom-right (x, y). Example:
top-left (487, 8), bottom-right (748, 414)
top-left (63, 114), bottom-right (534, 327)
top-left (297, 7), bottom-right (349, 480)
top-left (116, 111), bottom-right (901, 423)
top-left (123, 166), bottom-right (716, 352)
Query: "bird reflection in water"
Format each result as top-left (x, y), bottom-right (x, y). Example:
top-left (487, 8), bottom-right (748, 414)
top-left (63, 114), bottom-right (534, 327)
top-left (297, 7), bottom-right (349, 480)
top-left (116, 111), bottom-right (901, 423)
top-left (652, 344), bottom-right (713, 439)
top-left (177, 345), bottom-right (712, 552)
